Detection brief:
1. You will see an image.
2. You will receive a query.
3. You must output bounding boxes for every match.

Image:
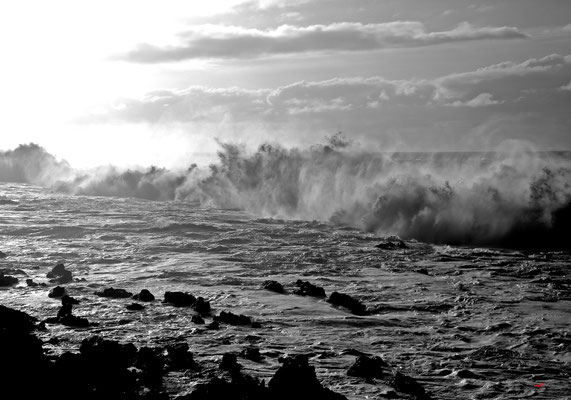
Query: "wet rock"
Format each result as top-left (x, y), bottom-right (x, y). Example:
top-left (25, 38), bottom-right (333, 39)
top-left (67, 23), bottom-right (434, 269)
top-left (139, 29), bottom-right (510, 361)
top-left (0, 273), bottom-right (18, 286)
top-left (251, 321), bottom-right (262, 329)
top-left (263, 280), bottom-right (284, 293)
top-left (206, 321), bottom-right (220, 330)
top-left (163, 291), bottom-right (196, 307)
top-left (133, 289), bottom-right (155, 302)
top-left (57, 303), bottom-right (73, 319)
top-left (61, 294), bottom-right (80, 305)
top-left (347, 354), bottom-right (387, 379)
top-left (126, 303), bottom-right (145, 311)
top-left (49, 285), bottom-right (66, 298)
top-left (416, 268), bottom-right (429, 275)
top-left (293, 280), bottom-right (326, 297)
top-left (220, 353), bottom-right (240, 372)
top-left (166, 343), bottom-right (194, 370)
top-left (26, 278), bottom-right (39, 287)
top-left (0, 250), bottom-right (7, 258)
top-left (135, 346), bottom-right (165, 388)
top-left (268, 354), bottom-right (347, 400)
top-left (375, 240), bottom-right (407, 249)
top-left (95, 287), bottom-right (133, 298)
top-left (191, 315), bottom-right (205, 324)
top-left (181, 375), bottom-right (266, 400)
top-left (47, 263), bottom-right (73, 284)
top-left (455, 369), bottom-right (480, 379)
top-left (327, 292), bottom-right (367, 315)
top-left (214, 311), bottom-right (252, 326)
top-left (387, 371), bottom-right (431, 400)
top-left (241, 347), bottom-right (263, 362)
top-left (193, 297), bottom-right (211, 314)
top-left (60, 314), bottom-right (90, 327)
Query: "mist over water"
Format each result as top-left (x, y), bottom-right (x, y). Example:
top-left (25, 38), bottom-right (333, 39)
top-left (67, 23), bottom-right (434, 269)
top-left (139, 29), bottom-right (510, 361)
top-left (1, 140), bottom-right (570, 250)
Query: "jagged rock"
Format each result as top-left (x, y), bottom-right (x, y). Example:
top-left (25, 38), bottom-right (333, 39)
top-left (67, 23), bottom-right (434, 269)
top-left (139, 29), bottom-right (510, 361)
top-left (191, 315), bottom-right (205, 324)
top-left (241, 347), bottom-right (263, 362)
top-left (166, 343), bottom-right (194, 370)
top-left (327, 292), bottom-right (367, 315)
top-left (293, 280), bottom-right (326, 297)
top-left (388, 371), bottom-right (431, 400)
top-left (347, 354), bottom-right (387, 379)
top-left (49, 286), bottom-right (66, 298)
top-left (133, 289), bottom-right (155, 302)
top-left (26, 278), bottom-right (39, 287)
top-left (0, 273), bottom-right (18, 286)
top-left (95, 287), bottom-right (133, 298)
top-left (262, 280), bottom-right (284, 293)
top-left (214, 311), bottom-right (252, 326)
top-left (47, 263), bottom-right (73, 284)
top-left (181, 375), bottom-right (266, 400)
top-left (126, 303), bottom-right (145, 311)
top-left (268, 354), bottom-right (347, 400)
top-left (193, 297), bottom-right (211, 314)
top-left (220, 353), bottom-right (240, 372)
top-left (163, 291), bottom-right (196, 307)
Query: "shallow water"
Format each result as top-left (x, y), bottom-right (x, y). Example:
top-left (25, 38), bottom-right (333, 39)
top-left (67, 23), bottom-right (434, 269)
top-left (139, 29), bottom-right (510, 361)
top-left (0, 182), bottom-right (569, 399)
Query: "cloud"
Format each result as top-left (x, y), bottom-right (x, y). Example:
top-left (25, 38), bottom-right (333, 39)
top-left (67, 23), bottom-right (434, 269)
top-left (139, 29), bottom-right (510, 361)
top-left (119, 21), bottom-right (527, 62)
top-left (83, 54), bottom-right (571, 151)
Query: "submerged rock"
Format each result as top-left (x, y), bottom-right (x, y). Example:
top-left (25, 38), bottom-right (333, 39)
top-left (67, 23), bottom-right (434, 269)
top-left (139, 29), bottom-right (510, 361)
top-left (294, 280), bottom-right (326, 297)
top-left (191, 315), bottom-right (205, 324)
top-left (133, 289), bottom-right (155, 302)
top-left (126, 303), bottom-right (145, 311)
top-left (163, 291), bottom-right (196, 307)
top-left (262, 280), bottom-right (284, 293)
top-left (95, 287), bottom-right (133, 298)
top-left (387, 371), bottom-right (431, 400)
top-left (26, 278), bottom-right (39, 287)
top-left (327, 292), bottom-right (367, 315)
top-left (47, 263), bottom-right (73, 284)
top-left (241, 347), bottom-right (263, 362)
top-left (347, 354), bottom-right (387, 379)
top-left (375, 240), bottom-right (407, 250)
top-left (61, 295), bottom-right (80, 305)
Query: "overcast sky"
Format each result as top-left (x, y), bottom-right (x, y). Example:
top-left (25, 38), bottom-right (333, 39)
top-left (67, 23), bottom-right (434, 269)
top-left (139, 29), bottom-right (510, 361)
top-left (1, 0), bottom-right (570, 167)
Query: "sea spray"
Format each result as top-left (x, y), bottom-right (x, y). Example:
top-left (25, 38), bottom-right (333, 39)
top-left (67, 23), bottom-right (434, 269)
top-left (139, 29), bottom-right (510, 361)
top-left (1, 141), bottom-right (570, 249)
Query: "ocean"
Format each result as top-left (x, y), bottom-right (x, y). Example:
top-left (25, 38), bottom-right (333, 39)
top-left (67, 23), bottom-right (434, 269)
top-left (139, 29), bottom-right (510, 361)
top-left (0, 145), bottom-right (570, 399)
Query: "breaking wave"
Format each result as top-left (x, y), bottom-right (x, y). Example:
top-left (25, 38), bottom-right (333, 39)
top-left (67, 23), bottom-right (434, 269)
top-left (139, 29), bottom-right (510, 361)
top-left (1, 140), bottom-right (570, 250)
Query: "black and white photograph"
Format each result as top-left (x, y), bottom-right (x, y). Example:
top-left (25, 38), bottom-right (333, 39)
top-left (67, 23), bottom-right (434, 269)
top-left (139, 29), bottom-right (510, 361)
top-left (1, 1), bottom-right (570, 399)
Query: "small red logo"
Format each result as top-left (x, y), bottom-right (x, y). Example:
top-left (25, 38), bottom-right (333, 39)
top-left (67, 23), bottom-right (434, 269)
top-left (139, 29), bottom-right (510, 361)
top-left (534, 383), bottom-right (544, 388)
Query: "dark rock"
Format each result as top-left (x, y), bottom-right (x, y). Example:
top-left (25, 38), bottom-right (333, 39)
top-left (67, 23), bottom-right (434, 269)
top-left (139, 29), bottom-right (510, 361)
top-left (455, 369), bottom-right (479, 379)
top-left (47, 263), bottom-right (73, 284)
top-left (347, 354), bottom-right (387, 379)
top-left (0, 250), bottom-right (7, 257)
top-left (26, 278), bottom-right (39, 287)
top-left (166, 343), bottom-right (194, 370)
top-left (182, 375), bottom-right (266, 400)
top-left (163, 291), bottom-right (196, 307)
top-left (0, 273), bottom-right (18, 286)
top-left (416, 268), bottom-right (429, 275)
top-left (388, 371), bottom-right (431, 400)
top-left (251, 321), bottom-right (262, 329)
top-left (220, 353), bottom-right (240, 372)
top-left (206, 321), bottom-right (220, 330)
top-left (133, 289), bottom-right (155, 302)
top-left (60, 314), bottom-right (90, 327)
top-left (193, 296), bottom-right (211, 314)
top-left (375, 240), bottom-right (407, 249)
top-left (47, 337), bottom-right (60, 345)
top-left (61, 294), bottom-right (80, 305)
top-left (268, 355), bottom-right (347, 400)
top-left (293, 280), bottom-right (326, 297)
top-left (191, 315), bottom-right (205, 324)
top-left (57, 303), bottom-right (73, 319)
top-left (263, 280), bottom-right (284, 293)
top-left (49, 285), bottom-right (66, 298)
top-left (214, 311), bottom-right (252, 326)
top-left (95, 287), bottom-right (133, 298)
top-left (241, 347), bottom-right (263, 362)
top-left (135, 346), bottom-right (165, 388)
top-left (327, 292), bottom-right (367, 315)
top-left (126, 303), bottom-right (145, 311)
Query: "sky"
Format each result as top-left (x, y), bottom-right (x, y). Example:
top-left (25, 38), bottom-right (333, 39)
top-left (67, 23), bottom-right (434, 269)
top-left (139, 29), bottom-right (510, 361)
top-left (1, 0), bottom-right (570, 168)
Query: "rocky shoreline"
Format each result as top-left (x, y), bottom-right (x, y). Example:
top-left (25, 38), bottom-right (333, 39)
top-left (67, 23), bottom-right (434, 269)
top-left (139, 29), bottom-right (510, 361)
top-left (1, 264), bottom-right (434, 400)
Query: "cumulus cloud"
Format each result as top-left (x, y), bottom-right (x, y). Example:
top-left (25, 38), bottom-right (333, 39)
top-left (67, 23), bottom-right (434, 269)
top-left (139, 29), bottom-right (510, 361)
top-left (119, 21), bottom-right (527, 62)
top-left (448, 93), bottom-right (502, 107)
